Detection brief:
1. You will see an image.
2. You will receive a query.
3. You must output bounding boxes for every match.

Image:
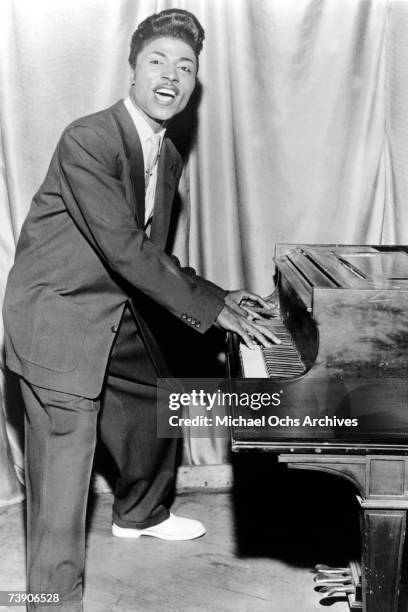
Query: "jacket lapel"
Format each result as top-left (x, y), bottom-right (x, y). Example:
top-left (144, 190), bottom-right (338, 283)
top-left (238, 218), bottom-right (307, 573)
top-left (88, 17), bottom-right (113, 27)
top-left (110, 101), bottom-right (145, 228)
top-left (150, 140), bottom-right (180, 249)
top-left (110, 101), bottom-right (181, 245)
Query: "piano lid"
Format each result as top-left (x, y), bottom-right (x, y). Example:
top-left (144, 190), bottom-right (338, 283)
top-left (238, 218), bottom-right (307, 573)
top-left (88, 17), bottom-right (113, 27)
top-left (334, 250), bottom-right (408, 280)
top-left (276, 245), bottom-right (408, 292)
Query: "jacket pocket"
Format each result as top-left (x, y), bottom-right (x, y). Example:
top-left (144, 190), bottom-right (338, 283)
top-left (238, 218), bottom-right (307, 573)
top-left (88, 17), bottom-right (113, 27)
top-left (27, 293), bottom-right (90, 372)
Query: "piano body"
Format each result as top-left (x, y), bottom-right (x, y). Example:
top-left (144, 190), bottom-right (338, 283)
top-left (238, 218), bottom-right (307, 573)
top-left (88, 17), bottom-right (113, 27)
top-left (227, 244), bottom-right (408, 612)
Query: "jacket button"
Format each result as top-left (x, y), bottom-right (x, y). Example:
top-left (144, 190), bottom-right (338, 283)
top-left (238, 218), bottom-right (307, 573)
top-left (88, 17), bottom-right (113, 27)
top-left (195, 322), bottom-right (201, 328)
top-left (182, 313), bottom-right (187, 319)
top-left (187, 316), bottom-right (192, 322)
top-left (111, 325), bottom-right (118, 333)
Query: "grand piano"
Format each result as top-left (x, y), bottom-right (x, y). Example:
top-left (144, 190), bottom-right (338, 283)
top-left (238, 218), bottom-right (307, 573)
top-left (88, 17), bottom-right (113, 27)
top-left (226, 244), bottom-right (408, 612)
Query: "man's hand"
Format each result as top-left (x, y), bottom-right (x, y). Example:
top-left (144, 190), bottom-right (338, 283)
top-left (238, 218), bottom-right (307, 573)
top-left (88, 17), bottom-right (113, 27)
top-left (225, 289), bottom-right (278, 321)
top-left (215, 304), bottom-right (281, 350)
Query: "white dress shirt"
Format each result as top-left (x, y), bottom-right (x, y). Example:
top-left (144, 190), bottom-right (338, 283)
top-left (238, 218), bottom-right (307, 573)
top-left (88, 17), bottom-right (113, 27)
top-left (124, 97), bottom-right (165, 227)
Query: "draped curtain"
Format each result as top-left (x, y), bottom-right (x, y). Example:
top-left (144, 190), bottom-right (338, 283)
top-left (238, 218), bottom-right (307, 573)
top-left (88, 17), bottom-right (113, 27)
top-left (1, 0), bottom-right (408, 504)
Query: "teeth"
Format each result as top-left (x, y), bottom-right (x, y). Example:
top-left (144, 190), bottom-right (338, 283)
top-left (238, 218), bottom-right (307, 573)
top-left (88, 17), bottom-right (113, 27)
top-left (155, 88), bottom-right (176, 98)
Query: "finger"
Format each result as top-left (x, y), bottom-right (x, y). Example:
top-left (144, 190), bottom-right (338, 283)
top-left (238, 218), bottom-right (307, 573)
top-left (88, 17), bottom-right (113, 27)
top-left (242, 298), bottom-right (279, 312)
top-left (254, 309), bottom-right (278, 320)
top-left (241, 292), bottom-right (274, 310)
top-left (231, 317), bottom-right (261, 349)
top-left (241, 305), bottom-right (262, 321)
top-left (237, 327), bottom-right (257, 350)
top-left (235, 320), bottom-right (271, 349)
top-left (244, 327), bottom-right (272, 348)
top-left (254, 319), bottom-right (281, 334)
top-left (248, 321), bottom-right (281, 345)
top-left (242, 304), bottom-right (278, 319)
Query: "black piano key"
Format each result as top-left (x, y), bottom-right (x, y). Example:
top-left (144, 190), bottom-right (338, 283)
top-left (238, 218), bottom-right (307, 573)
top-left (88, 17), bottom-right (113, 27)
top-left (258, 316), bottom-right (306, 378)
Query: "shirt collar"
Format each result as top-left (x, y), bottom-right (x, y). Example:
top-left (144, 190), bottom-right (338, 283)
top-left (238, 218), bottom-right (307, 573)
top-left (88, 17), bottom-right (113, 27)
top-left (124, 97), bottom-right (166, 147)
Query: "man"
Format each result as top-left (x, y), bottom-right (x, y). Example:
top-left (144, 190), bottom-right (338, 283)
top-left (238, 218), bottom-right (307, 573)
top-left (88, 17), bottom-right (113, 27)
top-left (3, 9), bottom-right (278, 611)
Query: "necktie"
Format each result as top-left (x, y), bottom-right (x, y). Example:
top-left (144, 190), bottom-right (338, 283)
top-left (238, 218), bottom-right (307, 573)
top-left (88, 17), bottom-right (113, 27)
top-left (144, 134), bottom-right (161, 191)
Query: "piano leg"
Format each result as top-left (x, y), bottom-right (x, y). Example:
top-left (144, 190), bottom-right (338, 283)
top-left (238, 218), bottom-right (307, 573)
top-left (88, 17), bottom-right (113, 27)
top-left (360, 503), bottom-right (407, 612)
top-left (278, 454), bottom-right (408, 612)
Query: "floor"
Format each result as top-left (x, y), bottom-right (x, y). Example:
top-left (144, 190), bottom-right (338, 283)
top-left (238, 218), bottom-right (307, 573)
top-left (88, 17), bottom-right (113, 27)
top-left (0, 459), bottom-right (359, 611)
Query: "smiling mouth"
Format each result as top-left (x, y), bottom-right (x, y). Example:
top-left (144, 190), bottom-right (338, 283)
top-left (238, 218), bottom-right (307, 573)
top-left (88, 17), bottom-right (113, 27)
top-left (154, 86), bottom-right (178, 103)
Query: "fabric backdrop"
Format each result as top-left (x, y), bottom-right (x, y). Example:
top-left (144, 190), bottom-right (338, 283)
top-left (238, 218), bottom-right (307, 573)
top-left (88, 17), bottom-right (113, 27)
top-left (1, 0), bottom-right (408, 504)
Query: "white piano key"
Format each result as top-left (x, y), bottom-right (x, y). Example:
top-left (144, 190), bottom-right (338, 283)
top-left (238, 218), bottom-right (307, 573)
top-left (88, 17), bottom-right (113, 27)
top-left (239, 344), bottom-right (269, 378)
top-left (239, 315), bottom-right (306, 378)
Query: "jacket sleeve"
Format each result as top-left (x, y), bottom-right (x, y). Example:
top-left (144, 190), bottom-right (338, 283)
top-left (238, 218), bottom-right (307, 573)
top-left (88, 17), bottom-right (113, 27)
top-left (169, 255), bottom-right (228, 300)
top-left (58, 124), bottom-right (224, 333)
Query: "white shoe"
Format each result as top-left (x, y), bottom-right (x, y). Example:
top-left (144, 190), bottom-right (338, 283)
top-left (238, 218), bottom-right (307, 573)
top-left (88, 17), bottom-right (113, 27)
top-left (112, 513), bottom-right (206, 541)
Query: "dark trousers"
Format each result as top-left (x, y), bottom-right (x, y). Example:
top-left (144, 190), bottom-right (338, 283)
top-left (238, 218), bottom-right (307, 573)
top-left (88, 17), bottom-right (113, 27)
top-left (21, 306), bottom-right (177, 611)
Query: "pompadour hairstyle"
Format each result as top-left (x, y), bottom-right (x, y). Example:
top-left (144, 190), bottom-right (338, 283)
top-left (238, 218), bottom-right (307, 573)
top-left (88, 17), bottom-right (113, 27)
top-left (129, 8), bottom-right (205, 69)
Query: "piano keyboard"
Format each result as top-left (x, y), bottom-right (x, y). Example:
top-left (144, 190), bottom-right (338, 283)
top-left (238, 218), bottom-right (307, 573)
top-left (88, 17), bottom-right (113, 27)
top-left (240, 317), bottom-right (306, 378)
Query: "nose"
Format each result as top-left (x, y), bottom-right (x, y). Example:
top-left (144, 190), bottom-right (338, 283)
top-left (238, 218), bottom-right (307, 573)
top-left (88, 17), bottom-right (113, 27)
top-left (161, 63), bottom-right (179, 82)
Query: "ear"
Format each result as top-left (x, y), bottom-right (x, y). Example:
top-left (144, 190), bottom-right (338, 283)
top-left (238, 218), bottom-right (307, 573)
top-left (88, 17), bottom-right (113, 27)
top-left (128, 67), bottom-right (136, 87)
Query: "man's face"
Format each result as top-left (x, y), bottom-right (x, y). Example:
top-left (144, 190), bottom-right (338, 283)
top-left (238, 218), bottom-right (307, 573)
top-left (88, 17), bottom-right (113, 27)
top-left (129, 36), bottom-right (198, 132)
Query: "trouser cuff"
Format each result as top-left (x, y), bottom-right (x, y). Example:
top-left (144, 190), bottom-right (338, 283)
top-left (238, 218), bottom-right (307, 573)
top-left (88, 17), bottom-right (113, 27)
top-left (112, 507), bottom-right (170, 530)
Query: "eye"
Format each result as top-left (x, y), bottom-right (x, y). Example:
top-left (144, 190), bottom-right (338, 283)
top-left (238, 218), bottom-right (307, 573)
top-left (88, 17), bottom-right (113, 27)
top-left (150, 59), bottom-right (161, 65)
top-left (179, 65), bottom-right (192, 73)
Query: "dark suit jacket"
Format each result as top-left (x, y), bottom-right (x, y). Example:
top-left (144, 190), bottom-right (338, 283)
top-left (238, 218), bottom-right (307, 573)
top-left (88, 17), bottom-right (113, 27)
top-left (3, 100), bottom-right (226, 398)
